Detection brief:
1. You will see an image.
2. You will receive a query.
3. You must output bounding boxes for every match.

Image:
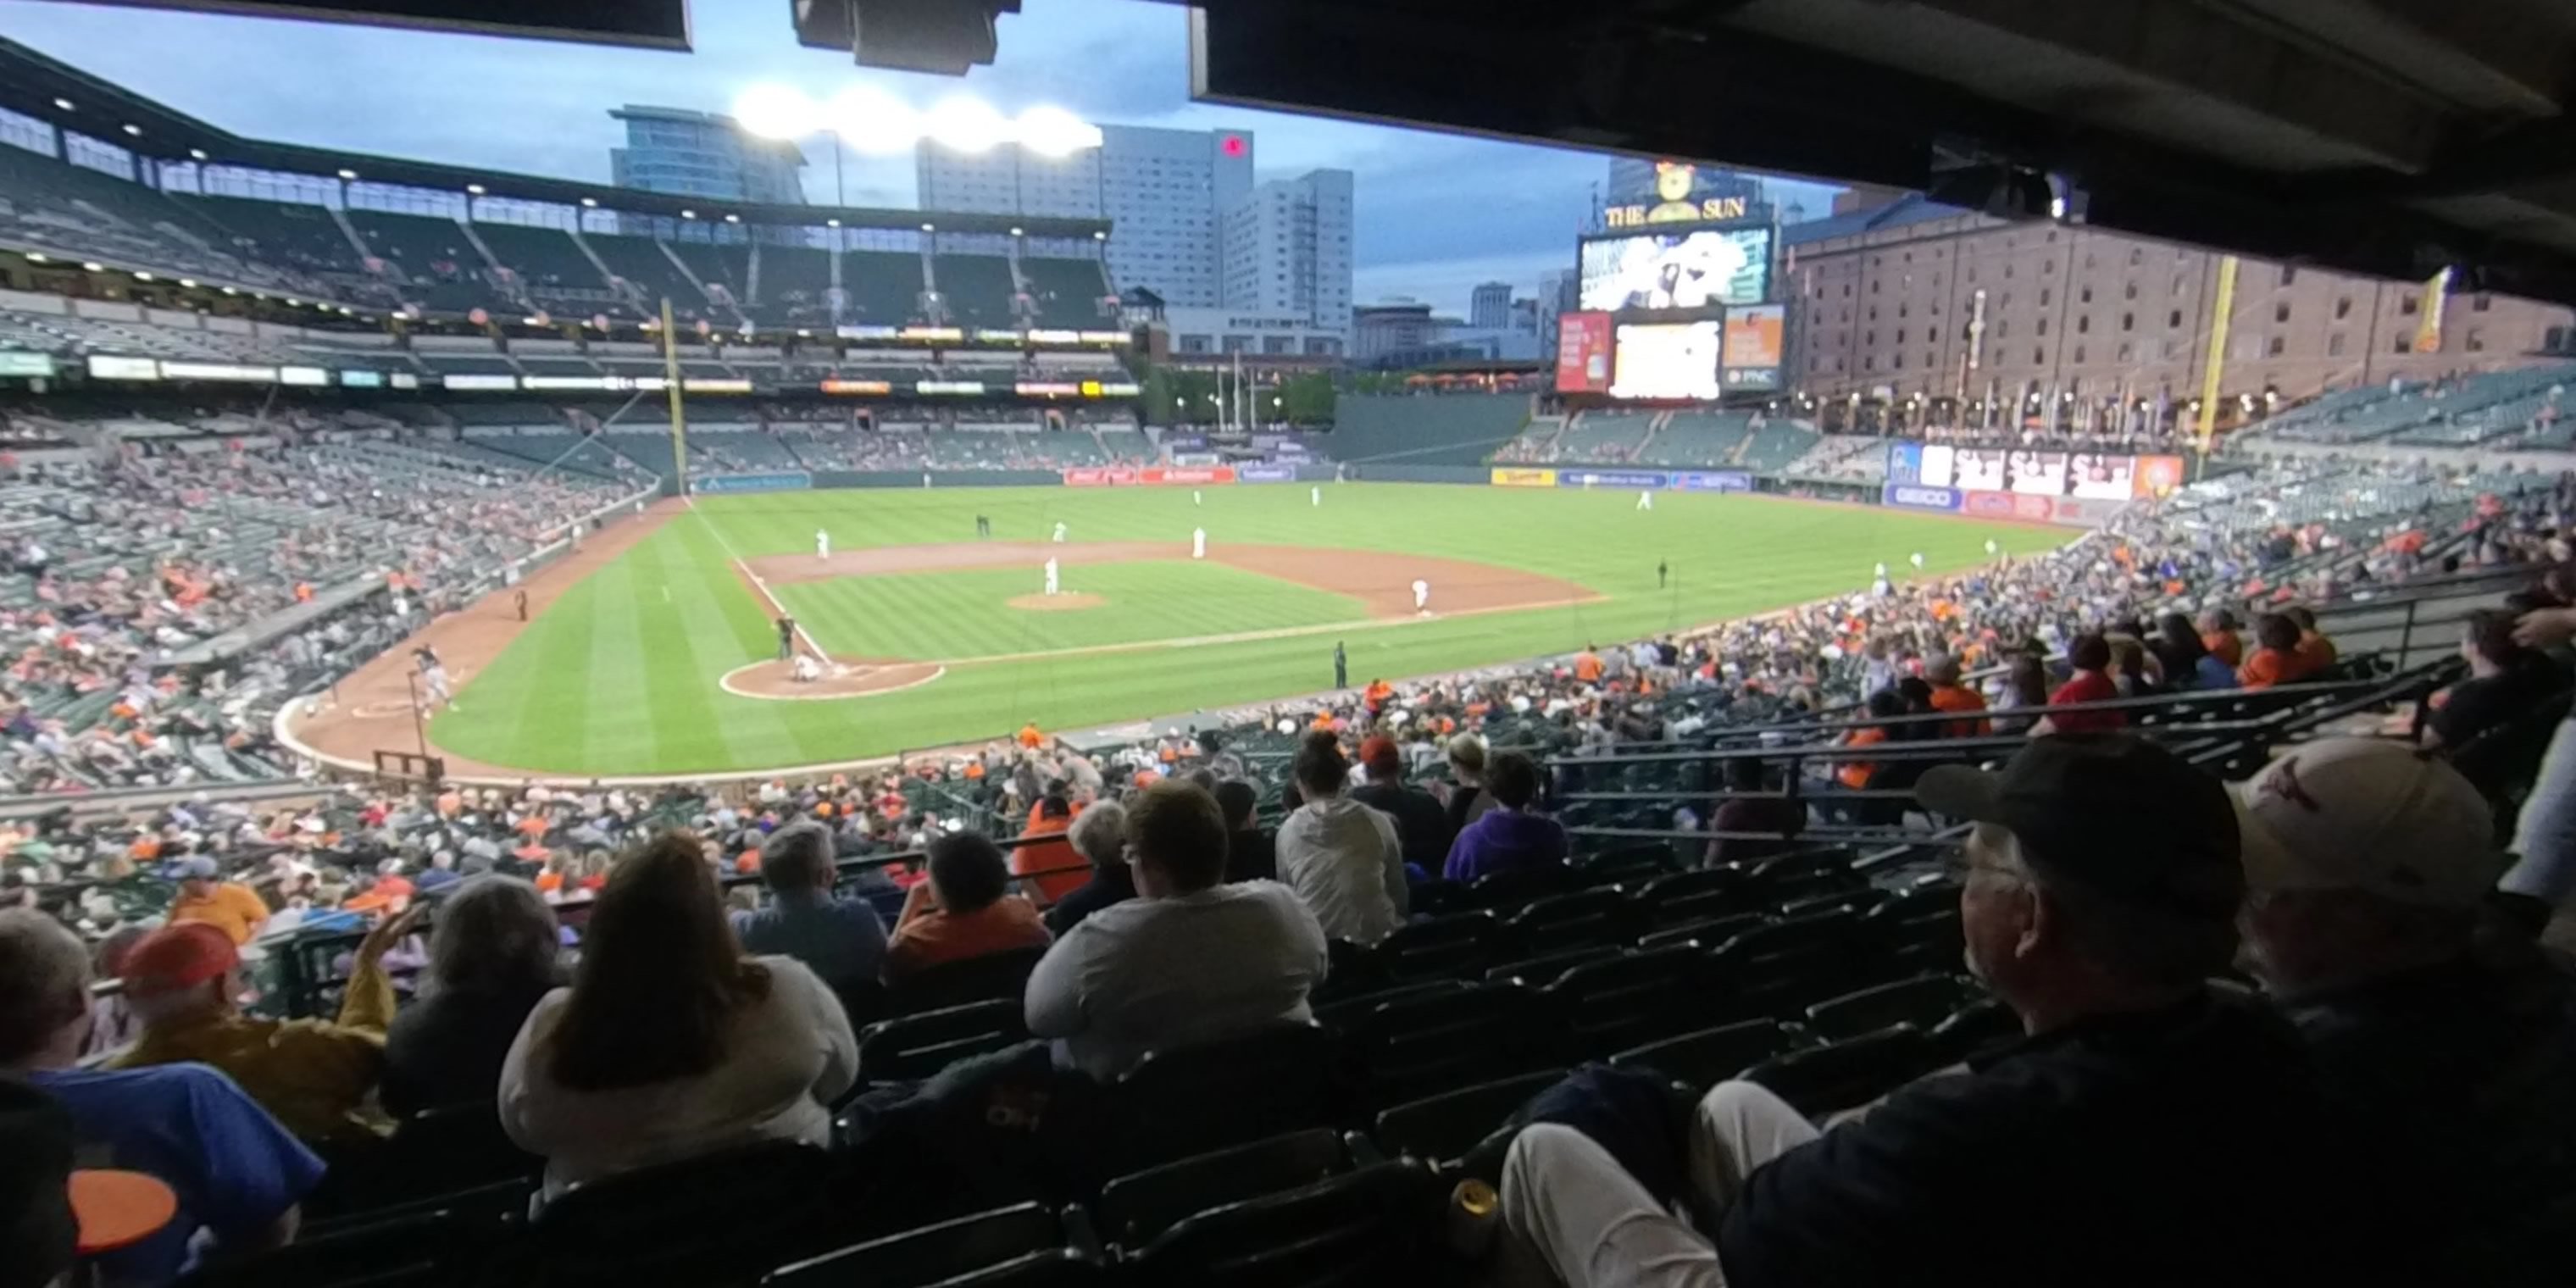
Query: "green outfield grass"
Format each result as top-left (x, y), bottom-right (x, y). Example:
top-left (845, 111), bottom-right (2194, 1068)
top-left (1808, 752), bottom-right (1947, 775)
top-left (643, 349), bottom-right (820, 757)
top-left (427, 483), bottom-right (2068, 776)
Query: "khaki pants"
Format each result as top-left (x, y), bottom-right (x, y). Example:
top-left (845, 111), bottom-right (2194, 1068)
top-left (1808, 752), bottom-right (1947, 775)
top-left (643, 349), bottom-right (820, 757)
top-left (1494, 1081), bottom-right (1820, 1288)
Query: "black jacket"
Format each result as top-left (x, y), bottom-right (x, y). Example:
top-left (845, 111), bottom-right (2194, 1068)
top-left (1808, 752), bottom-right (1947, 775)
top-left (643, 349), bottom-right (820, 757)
top-left (1716, 991), bottom-right (2410, 1287)
top-left (1349, 782), bottom-right (1454, 873)
top-left (381, 981), bottom-right (554, 1116)
top-left (1043, 865), bottom-right (1136, 935)
top-left (1224, 827), bottom-right (1276, 884)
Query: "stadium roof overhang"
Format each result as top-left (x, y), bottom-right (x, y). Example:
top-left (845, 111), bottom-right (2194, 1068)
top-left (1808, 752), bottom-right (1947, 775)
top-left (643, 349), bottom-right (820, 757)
top-left (1185, 0), bottom-right (2576, 304)
top-left (0, 35), bottom-right (1108, 238)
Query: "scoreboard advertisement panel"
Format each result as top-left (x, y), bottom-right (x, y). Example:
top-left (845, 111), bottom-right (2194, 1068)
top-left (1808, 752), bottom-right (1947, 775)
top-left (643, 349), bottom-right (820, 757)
top-left (1579, 225), bottom-right (1774, 313)
top-left (1883, 441), bottom-right (2188, 502)
top-left (1720, 304), bottom-right (1785, 391)
top-left (1609, 321), bottom-right (1724, 401)
top-left (1554, 310), bottom-right (1614, 393)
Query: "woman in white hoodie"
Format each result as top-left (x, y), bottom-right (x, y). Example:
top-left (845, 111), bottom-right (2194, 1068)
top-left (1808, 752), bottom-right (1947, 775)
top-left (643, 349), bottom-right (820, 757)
top-left (1273, 730), bottom-right (1408, 943)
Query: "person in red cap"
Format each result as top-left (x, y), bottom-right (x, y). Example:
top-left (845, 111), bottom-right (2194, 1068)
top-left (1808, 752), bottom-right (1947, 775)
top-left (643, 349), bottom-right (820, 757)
top-left (1349, 733), bottom-right (1453, 874)
top-left (104, 906), bottom-right (420, 1146)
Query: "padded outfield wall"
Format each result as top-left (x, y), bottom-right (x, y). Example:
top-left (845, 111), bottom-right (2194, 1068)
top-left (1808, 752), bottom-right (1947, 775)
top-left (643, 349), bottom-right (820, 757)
top-left (1326, 392), bottom-right (1533, 466)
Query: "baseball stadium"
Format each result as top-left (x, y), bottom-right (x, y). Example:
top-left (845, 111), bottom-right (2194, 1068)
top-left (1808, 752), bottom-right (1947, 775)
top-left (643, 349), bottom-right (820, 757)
top-left (4, 3), bottom-right (2576, 1288)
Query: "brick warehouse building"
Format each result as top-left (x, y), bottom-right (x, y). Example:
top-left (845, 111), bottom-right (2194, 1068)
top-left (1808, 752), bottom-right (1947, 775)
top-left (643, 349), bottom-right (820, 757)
top-left (1782, 192), bottom-right (2576, 428)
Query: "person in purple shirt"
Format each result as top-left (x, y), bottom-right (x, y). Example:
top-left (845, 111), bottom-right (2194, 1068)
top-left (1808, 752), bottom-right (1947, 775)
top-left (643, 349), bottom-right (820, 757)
top-left (0, 909), bottom-right (319, 1287)
top-left (1444, 751), bottom-right (1569, 883)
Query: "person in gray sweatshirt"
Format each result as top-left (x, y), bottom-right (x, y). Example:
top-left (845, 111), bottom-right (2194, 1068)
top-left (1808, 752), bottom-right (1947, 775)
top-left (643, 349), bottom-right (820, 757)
top-left (1273, 731), bottom-right (1409, 944)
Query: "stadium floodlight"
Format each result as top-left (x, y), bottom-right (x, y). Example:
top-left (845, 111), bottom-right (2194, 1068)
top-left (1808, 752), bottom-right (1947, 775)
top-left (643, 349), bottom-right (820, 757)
top-left (50, 97), bottom-right (70, 111)
top-left (827, 85), bottom-right (917, 157)
top-left (466, 183), bottom-right (486, 195)
top-left (724, 214), bottom-right (741, 224)
top-left (121, 124), bottom-right (142, 137)
top-left (1092, 230), bottom-right (1108, 241)
top-left (1016, 104), bottom-right (1102, 158)
top-left (22, 253), bottom-right (44, 263)
top-left (1009, 226), bottom-right (1023, 236)
top-left (187, 148), bottom-right (208, 162)
top-left (924, 96), bottom-right (1008, 153)
top-left (580, 197), bottom-right (599, 208)
top-left (680, 209), bottom-right (697, 219)
top-left (134, 271), bottom-right (153, 280)
top-left (178, 279), bottom-right (195, 288)
top-left (220, 286), bottom-right (236, 295)
top-left (736, 85), bottom-right (815, 139)
top-left (825, 218), bottom-right (841, 228)
top-left (921, 222), bottom-right (935, 232)
top-left (336, 169), bottom-right (358, 180)
top-left (80, 262), bottom-right (103, 272)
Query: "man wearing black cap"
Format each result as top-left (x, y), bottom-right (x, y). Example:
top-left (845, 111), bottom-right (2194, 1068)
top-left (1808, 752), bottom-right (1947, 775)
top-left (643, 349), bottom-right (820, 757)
top-left (1497, 735), bottom-right (2400, 1288)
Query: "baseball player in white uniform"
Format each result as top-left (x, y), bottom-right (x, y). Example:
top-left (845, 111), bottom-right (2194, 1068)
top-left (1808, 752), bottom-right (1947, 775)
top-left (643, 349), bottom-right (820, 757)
top-left (1044, 558), bottom-right (1061, 597)
top-left (815, 528), bottom-right (830, 560)
top-left (1311, 486), bottom-right (1321, 507)
top-left (1191, 527), bottom-right (1207, 559)
top-left (1636, 489), bottom-right (1654, 511)
top-left (1412, 579), bottom-right (1430, 614)
top-left (1052, 521), bottom-right (1068, 543)
top-left (1910, 551), bottom-right (1926, 570)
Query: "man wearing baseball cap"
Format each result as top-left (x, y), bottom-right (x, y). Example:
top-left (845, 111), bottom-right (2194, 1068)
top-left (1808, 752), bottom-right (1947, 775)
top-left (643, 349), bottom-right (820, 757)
top-left (2235, 738), bottom-right (2576, 1285)
top-left (1349, 733), bottom-right (1452, 874)
top-left (1498, 735), bottom-right (2397, 1288)
top-left (163, 852), bottom-right (269, 947)
top-left (103, 905), bottom-right (420, 1146)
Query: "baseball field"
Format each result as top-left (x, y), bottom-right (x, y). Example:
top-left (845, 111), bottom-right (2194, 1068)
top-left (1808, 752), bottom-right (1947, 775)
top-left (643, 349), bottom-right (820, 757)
top-left (286, 482), bottom-right (2067, 780)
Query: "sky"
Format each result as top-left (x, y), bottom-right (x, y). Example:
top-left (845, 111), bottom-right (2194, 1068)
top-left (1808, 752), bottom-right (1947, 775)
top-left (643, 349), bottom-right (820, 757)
top-left (0, 0), bottom-right (1841, 316)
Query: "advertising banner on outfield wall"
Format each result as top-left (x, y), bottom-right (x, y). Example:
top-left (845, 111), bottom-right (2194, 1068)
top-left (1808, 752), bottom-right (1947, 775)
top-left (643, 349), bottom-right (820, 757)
top-left (1882, 483), bottom-right (1963, 513)
top-left (1961, 489), bottom-right (2057, 521)
top-left (1557, 469), bottom-right (1669, 490)
top-left (2049, 495), bottom-right (2128, 527)
top-left (693, 472), bottom-right (813, 495)
top-left (1238, 464), bottom-right (1297, 483)
top-left (1063, 466), bottom-right (1238, 487)
top-left (1490, 468), bottom-right (1559, 487)
top-left (1669, 470), bottom-right (1753, 492)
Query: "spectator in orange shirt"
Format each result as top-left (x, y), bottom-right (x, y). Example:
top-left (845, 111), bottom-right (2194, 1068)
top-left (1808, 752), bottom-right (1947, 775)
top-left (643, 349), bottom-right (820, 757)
top-left (883, 831), bottom-right (1051, 981)
top-left (2198, 608), bottom-right (2244, 669)
top-left (164, 856), bottom-right (270, 946)
top-left (1363, 679), bottom-right (1395, 715)
top-left (1924, 653), bottom-right (1990, 738)
top-left (2286, 605), bottom-right (2337, 671)
top-left (1016, 722), bottom-right (1045, 750)
top-left (1573, 646), bottom-right (1604, 684)
top-left (2239, 613), bottom-right (2322, 691)
top-left (2040, 634), bottom-right (2127, 735)
top-left (1016, 791), bottom-right (1086, 905)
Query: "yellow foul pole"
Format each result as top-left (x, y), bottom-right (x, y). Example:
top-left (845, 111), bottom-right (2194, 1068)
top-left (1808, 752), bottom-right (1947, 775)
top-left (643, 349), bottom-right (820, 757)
top-left (659, 297), bottom-right (688, 495)
top-left (2194, 255), bottom-right (2238, 458)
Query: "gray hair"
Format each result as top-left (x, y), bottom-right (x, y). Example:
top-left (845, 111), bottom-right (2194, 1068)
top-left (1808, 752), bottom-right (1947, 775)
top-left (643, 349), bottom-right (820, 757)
top-left (1067, 800), bottom-right (1129, 869)
top-left (425, 875), bottom-right (563, 997)
top-left (1979, 824), bottom-right (2240, 989)
top-left (0, 908), bottom-right (92, 1064)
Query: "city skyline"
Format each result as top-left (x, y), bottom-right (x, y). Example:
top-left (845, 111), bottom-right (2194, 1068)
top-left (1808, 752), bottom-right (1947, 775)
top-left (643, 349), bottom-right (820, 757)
top-left (0, 0), bottom-right (1839, 317)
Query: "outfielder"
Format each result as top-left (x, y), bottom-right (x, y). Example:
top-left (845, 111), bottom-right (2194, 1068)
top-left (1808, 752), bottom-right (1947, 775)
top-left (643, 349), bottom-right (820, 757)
top-left (1311, 486), bottom-right (1321, 507)
top-left (1044, 557), bottom-right (1061, 597)
top-left (1191, 527), bottom-right (1207, 559)
top-left (815, 528), bottom-right (830, 560)
top-left (1052, 521), bottom-right (1068, 543)
top-left (1412, 578), bottom-right (1430, 614)
top-left (414, 645), bottom-right (455, 709)
top-left (1636, 489), bottom-right (1654, 511)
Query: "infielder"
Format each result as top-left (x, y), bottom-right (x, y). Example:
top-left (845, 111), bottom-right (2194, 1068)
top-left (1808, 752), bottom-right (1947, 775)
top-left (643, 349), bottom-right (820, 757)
top-left (1044, 557), bottom-right (1061, 597)
top-left (1412, 578), bottom-right (1430, 614)
top-left (1052, 521), bottom-right (1068, 543)
top-left (815, 528), bottom-right (830, 560)
top-left (414, 645), bottom-right (455, 709)
top-left (1191, 527), bottom-right (1207, 559)
top-left (1636, 489), bottom-right (1654, 511)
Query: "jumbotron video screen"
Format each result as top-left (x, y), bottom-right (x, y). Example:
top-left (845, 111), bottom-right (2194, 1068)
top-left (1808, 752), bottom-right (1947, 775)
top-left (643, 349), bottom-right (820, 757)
top-left (1578, 225), bottom-right (1774, 313)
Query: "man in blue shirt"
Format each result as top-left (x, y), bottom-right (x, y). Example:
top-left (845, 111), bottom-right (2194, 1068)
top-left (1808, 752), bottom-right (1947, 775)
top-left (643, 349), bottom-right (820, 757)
top-left (733, 821), bottom-right (889, 1002)
top-left (0, 908), bottom-right (319, 1286)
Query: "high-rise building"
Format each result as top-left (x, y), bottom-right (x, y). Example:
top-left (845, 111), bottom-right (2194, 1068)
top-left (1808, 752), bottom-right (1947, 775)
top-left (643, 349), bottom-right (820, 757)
top-left (918, 125), bottom-right (1255, 311)
top-left (609, 106), bottom-right (807, 205)
top-left (1469, 280), bottom-right (1513, 330)
top-left (1222, 169), bottom-right (1355, 336)
top-left (1536, 268), bottom-right (1579, 353)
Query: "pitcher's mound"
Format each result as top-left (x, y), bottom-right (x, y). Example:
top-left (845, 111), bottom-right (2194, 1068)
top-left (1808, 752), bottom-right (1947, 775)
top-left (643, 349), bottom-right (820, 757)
top-left (1008, 592), bottom-right (1108, 612)
top-left (721, 658), bottom-right (945, 701)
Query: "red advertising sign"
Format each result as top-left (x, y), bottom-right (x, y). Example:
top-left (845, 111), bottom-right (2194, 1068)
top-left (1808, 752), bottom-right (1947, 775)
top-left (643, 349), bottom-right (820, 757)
top-left (2132, 454), bottom-right (2186, 497)
top-left (1555, 311), bottom-right (1613, 394)
top-left (1063, 466), bottom-right (1237, 487)
top-left (1962, 490), bottom-right (2056, 521)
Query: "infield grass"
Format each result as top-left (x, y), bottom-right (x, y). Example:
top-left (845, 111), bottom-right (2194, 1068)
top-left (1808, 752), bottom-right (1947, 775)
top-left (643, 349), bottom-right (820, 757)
top-left (429, 482), bottom-right (2068, 776)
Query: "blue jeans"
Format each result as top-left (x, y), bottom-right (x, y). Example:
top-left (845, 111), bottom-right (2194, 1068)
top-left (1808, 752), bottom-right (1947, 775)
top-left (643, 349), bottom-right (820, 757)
top-left (2507, 718), bottom-right (2576, 906)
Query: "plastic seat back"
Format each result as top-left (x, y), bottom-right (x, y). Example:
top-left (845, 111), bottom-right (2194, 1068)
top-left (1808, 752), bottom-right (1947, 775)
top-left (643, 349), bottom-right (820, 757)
top-left (1123, 1161), bottom-right (1428, 1288)
top-left (1372, 1069), bottom-right (1563, 1174)
top-left (1609, 1019), bottom-right (1799, 1093)
top-left (1096, 1129), bottom-right (1349, 1251)
top-left (1804, 975), bottom-right (1969, 1041)
top-left (860, 999), bottom-right (1030, 1084)
top-left (1741, 1024), bottom-right (1936, 1117)
top-left (764, 1203), bottom-right (1062, 1288)
top-left (892, 945), bottom-right (1049, 1014)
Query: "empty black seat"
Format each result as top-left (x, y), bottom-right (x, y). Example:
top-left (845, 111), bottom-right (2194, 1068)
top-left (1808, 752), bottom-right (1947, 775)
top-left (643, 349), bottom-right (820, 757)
top-left (1804, 975), bottom-right (1969, 1041)
top-left (1312, 979), bottom-right (1469, 1032)
top-left (1776, 886), bottom-right (1891, 919)
top-left (1481, 945), bottom-right (1619, 985)
top-left (1503, 888), bottom-right (1630, 954)
top-left (1341, 981), bottom-right (1565, 1108)
top-left (537, 1140), bottom-right (836, 1285)
top-left (892, 946), bottom-right (1049, 1014)
top-left (764, 1203), bottom-right (1063, 1288)
top-left (181, 1180), bottom-right (527, 1288)
top-left (1120, 1161), bottom-right (1430, 1288)
top-left (1610, 1019), bottom-right (1799, 1093)
top-left (1372, 1069), bottom-right (1563, 1176)
top-left (1375, 910), bottom-right (1499, 981)
top-left (1929, 997), bottom-right (2020, 1063)
top-left (1096, 1129), bottom-right (1351, 1251)
top-left (1463, 864), bottom-right (1579, 913)
top-left (1541, 945), bottom-right (1711, 1056)
top-left (1709, 911), bottom-right (1864, 1019)
top-left (1633, 911), bottom-right (1766, 952)
top-left (1866, 882), bottom-right (1966, 974)
top-left (1635, 868), bottom-right (1757, 927)
top-left (1083, 1023), bottom-right (1351, 1183)
top-left (860, 999), bottom-right (1030, 1084)
top-left (316, 1102), bottom-right (539, 1215)
top-left (1740, 1024), bottom-right (1936, 1117)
